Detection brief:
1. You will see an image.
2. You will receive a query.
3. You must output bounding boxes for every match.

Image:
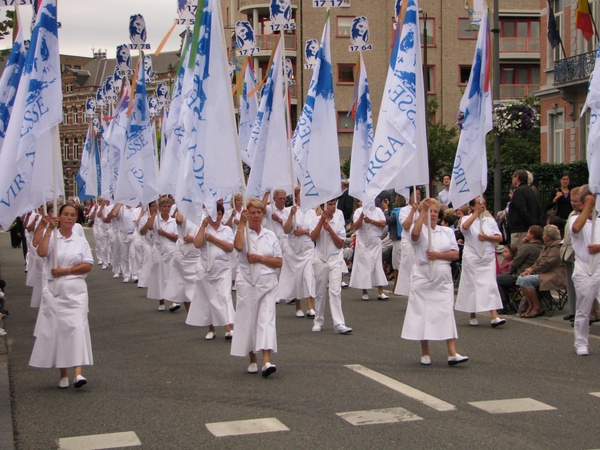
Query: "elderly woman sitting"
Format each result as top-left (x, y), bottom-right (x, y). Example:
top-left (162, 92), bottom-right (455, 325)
top-left (515, 224), bottom-right (566, 318)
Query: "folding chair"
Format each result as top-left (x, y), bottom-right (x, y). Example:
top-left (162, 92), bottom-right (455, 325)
top-left (539, 289), bottom-right (567, 317)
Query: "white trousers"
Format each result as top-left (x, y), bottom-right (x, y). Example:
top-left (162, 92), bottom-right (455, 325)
top-left (573, 261), bottom-right (600, 352)
top-left (313, 254), bottom-right (346, 328)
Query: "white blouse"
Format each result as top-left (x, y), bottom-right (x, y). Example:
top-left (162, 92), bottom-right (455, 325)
top-left (410, 224), bottom-right (458, 266)
top-left (200, 223), bottom-right (234, 263)
top-left (461, 214), bottom-right (501, 256)
top-left (310, 213), bottom-right (346, 260)
top-left (237, 227), bottom-right (282, 276)
top-left (42, 230), bottom-right (94, 280)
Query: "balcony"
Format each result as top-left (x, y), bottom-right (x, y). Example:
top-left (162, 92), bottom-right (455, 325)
top-left (554, 50), bottom-right (596, 84)
top-left (499, 84), bottom-right (540, 99)
top-left (254, 34), bottom-right (297, 52)
top-left (500, 36), bottom-right (540, 53)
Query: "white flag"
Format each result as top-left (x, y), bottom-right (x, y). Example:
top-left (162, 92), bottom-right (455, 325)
top-left (292, 15), bottom-right (341, 211)
top-left (245, 36), bottom-right (292, 199)
top-left (348, 52), bottom-right (374, 202)
top-left (582, 43), bottom-right (600, 211)
top-left (363, 0), bottom-right (429, 207)
top-left (448, 8), bottom-right (492, 208)
top-left (238, 59), bottom-right (259, 166)
top-left (77, 121), bottom-right (98, 198)
top-left (114, 57), bottom-right (159, 206)
top-left (0, 20), bottom-right (26, 155)
top-left (158, 33), bottom-right (191, 196)
top-left (0, 0), bottom-right (62, 229)
top-left (102, 83), bottom-right (130, 200)
top-left (176, 0), bottom-right (244, 221)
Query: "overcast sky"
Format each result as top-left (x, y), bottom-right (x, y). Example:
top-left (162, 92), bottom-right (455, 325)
top-left (0, 1), bottom-right (186, 57)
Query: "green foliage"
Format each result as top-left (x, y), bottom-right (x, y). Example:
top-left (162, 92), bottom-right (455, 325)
top-left (0, 11), bottom-right (14, 60)
top-left (427, 97), bottom-right (458, 182)
top-left (341, 157), bottom-right (350, 179)
top-left (486, 160), bottom-right (589, 210)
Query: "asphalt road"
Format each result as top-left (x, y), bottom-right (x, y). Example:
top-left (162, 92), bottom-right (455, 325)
top-left (1, 229), bottom-right (600, 450)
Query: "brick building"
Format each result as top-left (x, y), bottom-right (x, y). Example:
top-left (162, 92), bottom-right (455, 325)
top-left (536, 0), bottom-right (598, 163)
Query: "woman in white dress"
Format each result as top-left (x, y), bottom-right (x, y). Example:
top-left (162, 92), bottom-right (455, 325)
top-left (29, 204), bottom-right (94, 388)
top-left (455, 196), bottom-right (506, 328)
top-left (224, 193), bottom-right (243, 290)
top-left (28, 205), bottom-right (49, 308)
top-left (137, 201), bottom-right (157, 288)
top-left (142, 197), bottom-right (179, 311)
top-left (230, 198), bottom-right (282, 377)
top-left (163, 211), bottom-right (201, 313)
top-left (401, 198), bottom-right (468, 366)
top-left (277, 186), bottom-right (315, 318)
top-left (187, 203), bottom-right (235, 339)
top-left (349, 202), bottom-right (389, 301)
top-left (394, 188), bottom-right (421, 296)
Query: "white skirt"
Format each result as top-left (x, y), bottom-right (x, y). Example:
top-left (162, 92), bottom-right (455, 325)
top-left (455, 251), bottom-right (503, 313)
top-left (163, 249), bottom-right (200, 303)
top-left (186, 260), bottom-right (235, 327)
top-left (29, 278), bottom-right (93, 368)
top-left (394, 238), bottom-right (414, 296)
top-left (349, 237), bottom-right (387, 289)
top-left (401, 263), bottom-right (458, 341)
top-left (146, 246), bottom-right (175, 300)
top-left (137, 242), bottom-right (152, 288)
top-left (230, 271), bottom-right (278, 357)
top-left (276, 242), bottom-right (315, 300)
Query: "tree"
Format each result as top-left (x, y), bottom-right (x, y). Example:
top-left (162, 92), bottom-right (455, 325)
top-left (426, 97), bottom-right (458, 182)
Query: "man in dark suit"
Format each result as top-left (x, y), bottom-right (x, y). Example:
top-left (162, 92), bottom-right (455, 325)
top-left (337, 179), bottom-right (354, 226)
top-left (507, 169), bottom-right (544, 249)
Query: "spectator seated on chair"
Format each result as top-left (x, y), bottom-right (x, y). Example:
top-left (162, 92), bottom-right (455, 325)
top-left (515, 225), bottom-right (566, 318)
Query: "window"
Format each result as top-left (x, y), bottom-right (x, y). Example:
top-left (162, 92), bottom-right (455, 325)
top-left (500, 65), bottom-right (540, 84)
top-left (458, 18), bottom-right (478, 39)
top-left (73, 137), bottom-right (79, 160)
top-left (63, 137), bottom-right (69, 161)
top-left (549, 112), bottom-right (564, 163)
top-left (63, 108), bottom-right (68, 124)
top-left (419, 17), bottom-right (435, 46)
top-left (580, 107), bottom-right (591, 161)
top-left (338, 64), bottom-right (355, 84)
top-left (459, 66), bottom-right (471, 84)
top-left (425, 66), bottom-right (435, 93)
top-left (548, 0), bottom-right (564, 65)
top-left (337, 111), bottom-right (354, 132)
top-left (337, 16), bottom-right (353, 36)
top-left (72, 107), bottom-right (78, 124)
top-left (500, 18), bottom-right (540, 52)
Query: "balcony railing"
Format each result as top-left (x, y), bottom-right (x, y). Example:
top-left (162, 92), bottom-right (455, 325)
top-left (499, 37), bottom-right (540, 53)
top-left (254, 34), bottom-right (297, 51)
top-left (499, 84), bottom-right (540, 99)
top-left (554, 50), bottom-right (596, 83)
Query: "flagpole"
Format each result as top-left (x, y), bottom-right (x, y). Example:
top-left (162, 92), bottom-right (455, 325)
top-left (51, 126), bottom-right (59, 293)
top-left (591, 207), bottom-right (596, 272)
top-left (425, 184), bottom-right (432, 281)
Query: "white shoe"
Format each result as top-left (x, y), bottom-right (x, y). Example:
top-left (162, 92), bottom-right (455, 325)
top-left (469, 318), bottom-right (479, 326)
top-left (158, 304), bottom-right (165, 311)
top-left (312, 325), bottom-right (322, 332)
top-left (421, 355), bottom-right (431, 365)
top-left (247, 363), bottom-right (258, 374)
top-left (341, 282), bottom-right (349, 288)
top-left (131, 276), bottom-right (138, 283)
top-left (285, 299), bottom-right (295, 304)
top-left (113, 273), bottom-right (119, 278)
top-left (101, 265), bottom-right (108, 270)
top-left (275, 299), bottom-right (281, 304)
top-left (296, 310), bottom-right (305, 318)
top-left (306, 309), bottom-right (315, 318)
top-left (491, 318), bottom-right (506, 328)
top-left (0, 328), bottom-right (6, 336)
top-left (225, 331), bottom-right (233, 341)
top-left (362, 294), bottom-right (369, 301)
top-left (448, 354), bottom-right (469, 365)
top-left (377, 294), bottom-right (389, 301)
top-left (576, 347), bottom-right (589, 356)
top-left (334, 324), bottom-right (353, 334)
top-left (205, 331), bottom-right (215, 340)
top-left (262, 362), bottom-right (277, 377)
top-left (59, 377), bottom-right (69, 389)
top-left (73, 375), bottom-right (87, 388)
top-left (169, 303), bottom-right (181, 312)
top-left (123, 277), bottom-right (130, 283)
top-left (231, 285), bottom-right (236, 291)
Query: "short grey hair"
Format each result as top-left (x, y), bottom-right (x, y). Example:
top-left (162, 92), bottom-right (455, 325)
top-left (543, 224), bottom-right (561, 241)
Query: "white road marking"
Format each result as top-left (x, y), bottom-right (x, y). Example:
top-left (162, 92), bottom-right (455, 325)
top-left (205, 418), bottom-right (289, 437)
top-left (590, 392), bottom-right (600, 398)
top-left (337, 407), bottom-right (423, 426)
top-left (468, 398), bottom-right (556, 414)
top-left (58, 431), bottom-right (141, 450)
top-left (344, 364), bottom-right (456, 412)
